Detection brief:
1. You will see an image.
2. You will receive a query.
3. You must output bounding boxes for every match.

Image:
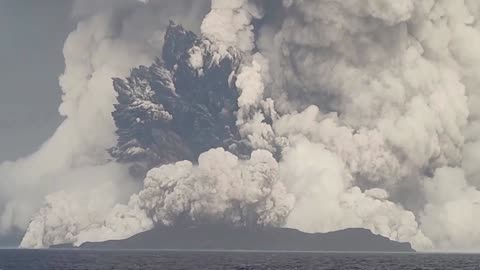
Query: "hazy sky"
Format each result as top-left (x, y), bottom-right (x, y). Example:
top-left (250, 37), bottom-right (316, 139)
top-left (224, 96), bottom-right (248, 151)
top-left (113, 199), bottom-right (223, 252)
top-left (0, 0), bottom-right (73, 162)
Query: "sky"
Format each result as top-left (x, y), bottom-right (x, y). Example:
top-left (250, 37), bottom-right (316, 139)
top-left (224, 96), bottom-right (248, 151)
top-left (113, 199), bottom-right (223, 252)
top-left (0, 0), bottom-right (73, 162)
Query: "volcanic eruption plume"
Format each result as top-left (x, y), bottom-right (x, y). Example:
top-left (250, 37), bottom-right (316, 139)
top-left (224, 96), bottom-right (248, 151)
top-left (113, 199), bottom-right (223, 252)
top-left (1, 0), bottom-right (480, 252)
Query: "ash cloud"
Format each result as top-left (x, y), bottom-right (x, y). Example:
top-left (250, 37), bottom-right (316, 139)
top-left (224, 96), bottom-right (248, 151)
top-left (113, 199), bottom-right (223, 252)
top-left (109, 22), bottom-right (243, 176)
top-left (3, 0), bottom-right (480, 252)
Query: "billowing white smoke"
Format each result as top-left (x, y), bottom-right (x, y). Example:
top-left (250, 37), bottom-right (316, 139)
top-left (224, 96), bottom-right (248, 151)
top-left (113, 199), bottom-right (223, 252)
top-left (201, 0), bottom-right (261, 52)
top-left (277, 135), bottom-right (431, 249)
top-left (10, 0), bottom-right (480, 252)
top-left (17, 164), bottom-right (145, 249)
top-left (257, 0), bottom-right (480, 251)
top-left (134, 148), bottom-right (293, 227)
top-left (0, 8), bottom-right (149, 236)
top-left (421, 167), bottom-right (480, 251)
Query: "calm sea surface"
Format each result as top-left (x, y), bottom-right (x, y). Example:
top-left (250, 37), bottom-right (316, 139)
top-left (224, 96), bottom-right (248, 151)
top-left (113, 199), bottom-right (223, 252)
top-left (0, 250), bottom-right (479, 270)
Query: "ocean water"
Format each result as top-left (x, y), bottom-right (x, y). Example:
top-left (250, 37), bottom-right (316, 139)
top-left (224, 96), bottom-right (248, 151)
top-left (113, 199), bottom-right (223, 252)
top-left (0, 250), bottom-right (479, 270)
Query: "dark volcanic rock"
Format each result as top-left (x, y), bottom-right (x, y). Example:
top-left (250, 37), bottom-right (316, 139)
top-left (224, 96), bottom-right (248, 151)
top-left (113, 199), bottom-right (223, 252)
top-left (110, 22), bottom-right (246, 177)
top-left (68, 226), bottom-right (414, 252)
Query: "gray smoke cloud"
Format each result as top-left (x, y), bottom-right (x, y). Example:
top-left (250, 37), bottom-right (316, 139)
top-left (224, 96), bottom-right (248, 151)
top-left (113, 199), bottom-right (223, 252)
top-left (4, 0), bottom-right (480, 252)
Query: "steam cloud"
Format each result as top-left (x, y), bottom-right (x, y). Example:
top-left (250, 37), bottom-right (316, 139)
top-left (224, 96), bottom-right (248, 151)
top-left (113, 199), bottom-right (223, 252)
top-left (1, 0), bottom-right (480, 252)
